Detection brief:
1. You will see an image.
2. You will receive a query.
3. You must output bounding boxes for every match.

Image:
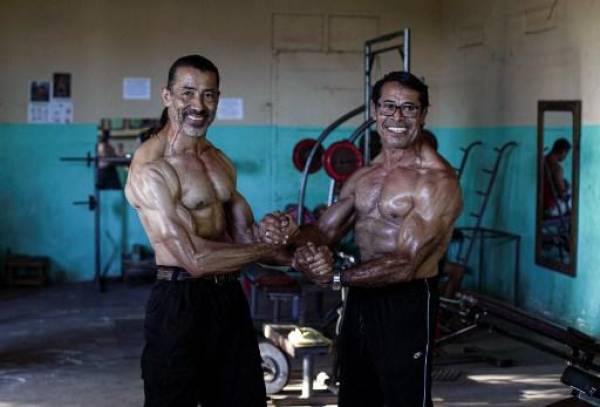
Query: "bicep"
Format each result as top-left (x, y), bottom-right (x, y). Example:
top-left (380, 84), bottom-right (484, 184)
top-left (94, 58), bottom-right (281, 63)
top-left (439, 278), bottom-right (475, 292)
top-left (126, 163), bottom-right (193, 236)
top-left (226, 191), bottom-right (256, 243)
top-left (317, 196), bottom-right (356, 243)
top-left (127, 164), bottom-right (176, 210)
top-left (397, 179), bottom-right (463, 261)
top-left (318, 171), bottom-right (363, 240)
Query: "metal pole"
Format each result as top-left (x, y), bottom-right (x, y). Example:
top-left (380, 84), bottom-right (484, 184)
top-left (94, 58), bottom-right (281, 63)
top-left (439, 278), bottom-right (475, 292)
top-left (364, 43), bottom-right (372, 165)
top-left (514, 236), bottom-right (521, 306)
top-left (327, 179), bottom-right (336, 206)
top-left (326, 118), bottom-right (376, 206)
top-left (365, 30), bottom-right (406, 46)
top-left (297, 106), bottom-right (364, 224)
top-left (94, 155), bottom-right (103, 292)
top-left (403, 28), bottom-right (410, 72)
top-left (301, 355), bottom-right (314, 398)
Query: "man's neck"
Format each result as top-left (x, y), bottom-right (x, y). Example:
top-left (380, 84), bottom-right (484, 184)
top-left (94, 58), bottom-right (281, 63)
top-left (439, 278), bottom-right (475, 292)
top-left (381, 144), bottom-right (420, 169)
top-left (162, 123), bottom-right (210, 156)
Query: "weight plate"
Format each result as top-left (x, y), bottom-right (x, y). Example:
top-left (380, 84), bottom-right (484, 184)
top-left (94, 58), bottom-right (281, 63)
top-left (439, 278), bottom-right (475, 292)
top-left (259, 341), bottom-right (290, 394)
top-left (323, 140), bottom-right (363, 182)
top-left (293, 138), bottom-right (324, 173)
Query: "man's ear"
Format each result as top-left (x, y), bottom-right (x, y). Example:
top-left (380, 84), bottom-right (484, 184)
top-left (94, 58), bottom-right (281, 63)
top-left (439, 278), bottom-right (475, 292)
top-left (161, 88), bottom-right (172, 107)
top-left (419, 108), bottom-right (428, 126)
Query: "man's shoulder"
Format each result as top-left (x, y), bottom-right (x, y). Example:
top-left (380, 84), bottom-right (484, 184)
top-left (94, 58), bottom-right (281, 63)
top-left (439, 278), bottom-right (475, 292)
top-left (339, 165), bottom-right (375, 196)
top-left (417, 166), bottom-right (462, 217)
top-left (422, 144), bottom-right (455, 172)
top-left (210, 146), bottom-right (236, 175)
top-left (129, 138), bottom-right (179, 187)
top-left (131, 135), bottom-right (165, 166)
top-left (418, 164), bottom-right (459, 193)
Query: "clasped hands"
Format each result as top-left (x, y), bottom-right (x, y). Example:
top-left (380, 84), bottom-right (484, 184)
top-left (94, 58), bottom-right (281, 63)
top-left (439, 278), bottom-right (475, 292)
top-left (258, 212), bottom-right (333, 285)
top-left (258, 211), bottom-right (298, 246)
top-left (292, 242), bottom-right (333, 286)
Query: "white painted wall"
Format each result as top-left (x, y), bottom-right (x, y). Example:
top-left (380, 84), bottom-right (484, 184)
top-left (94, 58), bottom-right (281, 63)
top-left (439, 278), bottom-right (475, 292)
top-left (4, 1), bottom-right (600, 127)
top-left (437, 0), bottom-right (600, 126)
top-left (0, 0), bottom-right (441, 126)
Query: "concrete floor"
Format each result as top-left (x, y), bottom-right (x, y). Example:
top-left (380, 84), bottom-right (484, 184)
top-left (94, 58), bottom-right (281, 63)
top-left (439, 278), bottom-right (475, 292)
top-left (0, 282), bottom-right (582, 406)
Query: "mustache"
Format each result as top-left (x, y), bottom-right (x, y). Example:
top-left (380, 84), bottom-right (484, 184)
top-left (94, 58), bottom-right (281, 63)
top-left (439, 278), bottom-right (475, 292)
top-left (182, 107), bottom-right (209, 118)
top-left (383, 119), bottom-right (407, 127)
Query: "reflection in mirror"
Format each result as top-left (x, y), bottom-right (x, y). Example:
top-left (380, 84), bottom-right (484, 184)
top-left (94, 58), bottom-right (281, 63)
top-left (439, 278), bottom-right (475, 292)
top-left (536, 101), bottom-right (581, 276)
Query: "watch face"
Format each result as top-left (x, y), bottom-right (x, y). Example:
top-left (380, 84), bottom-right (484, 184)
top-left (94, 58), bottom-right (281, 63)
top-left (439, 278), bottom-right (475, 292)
top-left (332, 271), bottom-right (342, 291)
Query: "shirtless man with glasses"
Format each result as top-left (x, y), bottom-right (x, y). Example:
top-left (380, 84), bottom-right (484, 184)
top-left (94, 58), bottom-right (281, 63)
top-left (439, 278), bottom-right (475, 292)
top-left (262, 71), bottom-right (463, 407)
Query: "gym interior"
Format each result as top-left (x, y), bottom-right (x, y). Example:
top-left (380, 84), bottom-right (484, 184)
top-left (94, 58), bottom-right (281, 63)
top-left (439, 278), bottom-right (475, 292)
top-left (1, 0), bottom-right (599, 406)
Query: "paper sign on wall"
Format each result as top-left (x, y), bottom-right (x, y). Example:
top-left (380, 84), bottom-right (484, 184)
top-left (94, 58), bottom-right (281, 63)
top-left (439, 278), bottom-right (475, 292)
top-left (28, 76), bottom-right (74, 124)
top-left (28, 80), bottom-right (50, 123)
top-left (49, 100), bottom-right (73, 124)
top-left (28, 103), bottom-right (49, 123)
top-left (217, 97), bottom-right (244, 120)
top-left (123, 77), bottom-right (151, 100)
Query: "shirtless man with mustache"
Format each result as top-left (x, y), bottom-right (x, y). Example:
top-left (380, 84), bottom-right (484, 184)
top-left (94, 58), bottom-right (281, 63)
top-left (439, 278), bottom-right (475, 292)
top-left (125, 55), bottom-right (286, 407)
top-left (263, 71), bottom-right (463, 407)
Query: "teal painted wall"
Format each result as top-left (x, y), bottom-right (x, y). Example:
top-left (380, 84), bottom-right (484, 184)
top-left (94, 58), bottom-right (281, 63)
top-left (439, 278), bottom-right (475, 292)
top-left (436, 125), bottom-right (600, 336)
top-left (1, 123), bottom-right (599, 335)
top-left (0, 124), bottom-right (148, 281)
top-left (0, 123), bottom-right (350, 282)
top-left (207, 125), bottom-right (350, 221)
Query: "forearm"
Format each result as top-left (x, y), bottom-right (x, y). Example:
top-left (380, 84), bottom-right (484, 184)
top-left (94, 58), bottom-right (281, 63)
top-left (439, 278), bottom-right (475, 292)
top-left (156, 228), bottom-right (201, 273)
top-left (259, 248), bottom-right (294, 266)
top-left (340, 255), bottom-right (415, 287)
top-left (193, 240), bottom-right (280, 275)
top-left (156, 226), bottom-right (279, 277)
top-left (289, 224), bottom-right (330, 247)
top-left (232, 223), bottom-right (293, 266)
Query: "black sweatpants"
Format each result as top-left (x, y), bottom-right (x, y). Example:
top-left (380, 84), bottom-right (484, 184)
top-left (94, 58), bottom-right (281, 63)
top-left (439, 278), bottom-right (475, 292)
top-left (337, 277), bottom-right (438, 407)
top-left (141, 278), bottom-right (266, 407)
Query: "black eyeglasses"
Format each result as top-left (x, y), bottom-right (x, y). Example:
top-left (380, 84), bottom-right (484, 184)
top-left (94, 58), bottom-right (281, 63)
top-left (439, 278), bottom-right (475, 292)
top-left (377, 101), bottom-right (421, 117)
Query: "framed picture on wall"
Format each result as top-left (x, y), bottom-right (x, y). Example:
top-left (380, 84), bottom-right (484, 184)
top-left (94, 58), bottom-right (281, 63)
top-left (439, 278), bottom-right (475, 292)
top-left (53, 73), bottom-right (71, 98)
top-left (30, 81), bottom-right (50, 102)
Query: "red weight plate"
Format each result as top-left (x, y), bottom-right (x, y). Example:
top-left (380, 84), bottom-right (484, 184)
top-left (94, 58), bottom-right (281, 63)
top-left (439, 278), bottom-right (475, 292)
top-left (292, 138), bottom-right (324, 173)
top-left (323, 141), bottom-right (363, 182)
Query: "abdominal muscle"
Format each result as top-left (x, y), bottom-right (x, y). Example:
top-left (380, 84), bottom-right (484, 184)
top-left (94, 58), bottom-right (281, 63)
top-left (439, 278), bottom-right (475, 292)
top-left (354, 217), bottom-right (441, 280)
top-left (149, 201), bottom-right (230, 267)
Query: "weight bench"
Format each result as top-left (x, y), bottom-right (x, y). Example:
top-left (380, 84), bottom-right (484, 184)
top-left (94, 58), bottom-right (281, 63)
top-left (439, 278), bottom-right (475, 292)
top-left (244, 265), bottom-right (301, 322)
top-left (561, 365), bottom-right (600, 406)
top-left (263, 324), bottom-right (331, 398)
top-left (4, 251), bottom-right (49, 287)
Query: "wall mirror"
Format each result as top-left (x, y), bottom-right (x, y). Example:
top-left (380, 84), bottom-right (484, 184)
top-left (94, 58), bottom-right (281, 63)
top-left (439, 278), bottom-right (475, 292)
top-left (536, 100), bottom-right (581, 276)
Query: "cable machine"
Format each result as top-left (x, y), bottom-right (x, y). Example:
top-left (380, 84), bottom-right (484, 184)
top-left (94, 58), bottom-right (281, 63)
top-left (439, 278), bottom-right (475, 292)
top-left (296, 28), bottom-right (411, 224)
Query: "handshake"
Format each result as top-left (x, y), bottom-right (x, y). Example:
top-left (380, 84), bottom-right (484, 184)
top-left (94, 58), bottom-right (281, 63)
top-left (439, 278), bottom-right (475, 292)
top-left (258, 212), bottom-right (335, 287)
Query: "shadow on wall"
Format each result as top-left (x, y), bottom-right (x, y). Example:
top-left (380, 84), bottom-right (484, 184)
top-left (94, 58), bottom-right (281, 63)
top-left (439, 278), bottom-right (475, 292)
top-left (233, 160), bottom-right (262, 174)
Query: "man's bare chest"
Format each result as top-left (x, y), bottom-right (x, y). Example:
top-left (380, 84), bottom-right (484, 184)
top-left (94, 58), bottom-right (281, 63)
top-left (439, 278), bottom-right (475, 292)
top-left (165, 153), bottom-right (234, 210)
top-left (355, 168), bottom-right (422, 223)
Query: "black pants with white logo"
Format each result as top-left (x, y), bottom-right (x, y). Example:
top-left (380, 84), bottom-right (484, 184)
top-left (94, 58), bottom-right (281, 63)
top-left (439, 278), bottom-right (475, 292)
top-left (141, 278), bottom-right (266, 407)
top-left (337, 277), bottom-right (438, 407)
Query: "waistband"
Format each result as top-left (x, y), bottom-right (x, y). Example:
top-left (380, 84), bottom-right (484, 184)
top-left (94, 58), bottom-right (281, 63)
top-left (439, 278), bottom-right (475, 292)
top-left (348, 275), bottom-right (439, 295)
top-left (156, 266), bottom-right (240, 284)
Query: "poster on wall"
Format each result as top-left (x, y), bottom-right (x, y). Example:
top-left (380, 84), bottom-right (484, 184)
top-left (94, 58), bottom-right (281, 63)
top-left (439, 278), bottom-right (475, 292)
top-left (216, 97), bottom-right (244, 120)
top-left (53, 73), bottom-right (71, 99)
top-left (28, 103), bottom-right (50, 123)
top-left (123, 77), bottom-right (151, 100)
top-left (27, 75), bottom-right (74, 124)
top-left (30, 81), bottom-right (50, 102)
top-left (49, 100), bottom-right (73, 124)
top-left (28, 80), bottom-right (50, 123)
top-left (51, 72), bottom-right (73, 123)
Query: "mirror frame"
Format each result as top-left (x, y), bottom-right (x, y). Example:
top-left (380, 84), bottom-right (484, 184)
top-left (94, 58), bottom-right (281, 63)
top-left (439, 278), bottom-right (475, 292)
top-left (535, 100), bottom-right (581, 276)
